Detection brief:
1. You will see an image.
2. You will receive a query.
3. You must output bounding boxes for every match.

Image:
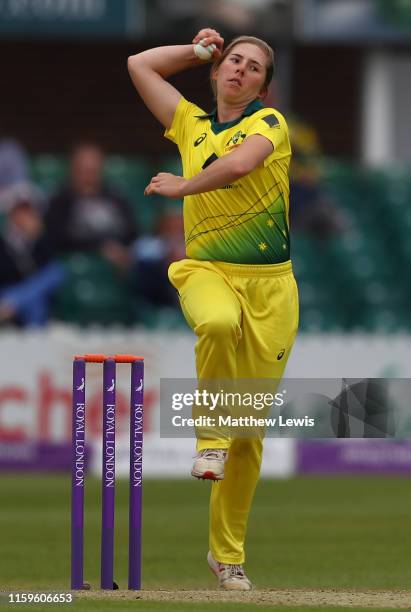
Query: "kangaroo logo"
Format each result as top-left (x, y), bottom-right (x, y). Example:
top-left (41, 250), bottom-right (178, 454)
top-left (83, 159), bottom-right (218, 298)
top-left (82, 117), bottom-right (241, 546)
top-left (226, 130), bottom-right (246, 148)
top-left (107, 379), bottom-right (115, 392)
top-left (76, 378), bottom-right (85, 391)
top-left (136, 379), bottom-right (143, 392)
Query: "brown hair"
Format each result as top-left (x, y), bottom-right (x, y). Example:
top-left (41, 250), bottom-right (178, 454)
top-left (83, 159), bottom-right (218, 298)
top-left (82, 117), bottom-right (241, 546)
top-left (210, 36), bottom-right (275, 98)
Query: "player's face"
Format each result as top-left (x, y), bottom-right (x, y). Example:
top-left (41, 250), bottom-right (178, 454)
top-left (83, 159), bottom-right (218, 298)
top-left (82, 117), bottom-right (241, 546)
top-left (213, 43), bottom-right (268, 103)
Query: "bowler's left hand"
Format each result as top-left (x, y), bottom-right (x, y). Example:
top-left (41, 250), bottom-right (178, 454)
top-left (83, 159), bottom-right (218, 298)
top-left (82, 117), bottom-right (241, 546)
top-left (144, 173), bottom-right (187, 199)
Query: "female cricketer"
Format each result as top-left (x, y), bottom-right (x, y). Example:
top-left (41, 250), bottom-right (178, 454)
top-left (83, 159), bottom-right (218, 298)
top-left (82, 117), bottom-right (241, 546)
top-left (128, 27), bottom-right (299, 590)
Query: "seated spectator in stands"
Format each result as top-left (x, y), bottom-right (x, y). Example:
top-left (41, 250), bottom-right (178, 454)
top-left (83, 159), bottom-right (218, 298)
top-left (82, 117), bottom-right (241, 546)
top-left (0, 182), bottom-right (65, 327)
top-left (45, 143), bottom-right (138, 272)
top-left (0, 139), bottom-right (29, 193)
top-left (132, 208), bottom-right (185, 309)
top-left (289, 117), bottom-right (346, 240)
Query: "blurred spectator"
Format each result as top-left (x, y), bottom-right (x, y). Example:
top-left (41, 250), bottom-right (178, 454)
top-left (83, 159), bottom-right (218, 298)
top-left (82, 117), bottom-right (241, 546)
top-left (0, 182), bottom-right (65, 327)
top-left (0, 139), bottom-right (29, 193)
top-left (289, 117), bottom-right (346, 240)
top-left (45, 143), bottom-right (138, 272)
top-left (132, 208), bottom-right (185, 309)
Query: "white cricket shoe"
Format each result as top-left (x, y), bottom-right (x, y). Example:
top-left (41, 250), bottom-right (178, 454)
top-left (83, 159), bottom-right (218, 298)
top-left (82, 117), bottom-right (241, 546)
top-left (191, 448), bottom-right (228, 480)
top-left (207, 551), bottom-right (252, 591)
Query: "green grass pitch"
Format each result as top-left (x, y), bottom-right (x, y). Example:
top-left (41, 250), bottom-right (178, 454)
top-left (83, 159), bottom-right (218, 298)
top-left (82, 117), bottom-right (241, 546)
top-left (1, 474), bottom-right (411, 610)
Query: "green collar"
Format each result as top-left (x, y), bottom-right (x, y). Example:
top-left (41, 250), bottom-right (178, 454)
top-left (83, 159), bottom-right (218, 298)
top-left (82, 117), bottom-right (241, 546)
top-left (195, 99), bottom-right (264, 135)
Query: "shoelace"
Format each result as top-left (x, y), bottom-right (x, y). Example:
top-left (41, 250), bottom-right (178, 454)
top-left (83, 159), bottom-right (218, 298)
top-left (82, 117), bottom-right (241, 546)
top-left (220, 563), bottom-right (245, 577)
top-left (200, 449), bottom-right (226, 460)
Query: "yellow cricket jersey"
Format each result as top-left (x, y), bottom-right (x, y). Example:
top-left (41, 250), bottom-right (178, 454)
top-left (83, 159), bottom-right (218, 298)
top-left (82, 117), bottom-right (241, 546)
top-left (165, 96), bottom-right (292, 264)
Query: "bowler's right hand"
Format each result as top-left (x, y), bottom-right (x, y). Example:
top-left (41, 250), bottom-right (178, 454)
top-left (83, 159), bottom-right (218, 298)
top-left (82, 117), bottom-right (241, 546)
top-left (192, 28), bottom-right (224, 58)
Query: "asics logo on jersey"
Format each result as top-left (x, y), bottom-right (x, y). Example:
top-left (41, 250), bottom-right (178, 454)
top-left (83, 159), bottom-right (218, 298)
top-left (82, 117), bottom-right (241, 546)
top-left (277, 349), bottom-right (285, 360)
top-left (194, 133), bottom-right (207, 146)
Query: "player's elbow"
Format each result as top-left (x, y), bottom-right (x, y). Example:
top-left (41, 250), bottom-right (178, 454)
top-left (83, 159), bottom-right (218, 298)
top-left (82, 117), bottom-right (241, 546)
top-left (127, 54), bottom-right (136, 71)
top-left (127, 53), bottom-right (144, 75)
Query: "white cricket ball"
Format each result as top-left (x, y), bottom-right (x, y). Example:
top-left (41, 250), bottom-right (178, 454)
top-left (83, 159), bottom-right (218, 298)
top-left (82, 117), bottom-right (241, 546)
top-left (194, 39), bottom-right (216, 61)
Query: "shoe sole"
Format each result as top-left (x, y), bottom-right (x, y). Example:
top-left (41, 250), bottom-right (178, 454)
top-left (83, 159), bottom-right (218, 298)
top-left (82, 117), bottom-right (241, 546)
top-left (191, 469), bottom-right (224, 481)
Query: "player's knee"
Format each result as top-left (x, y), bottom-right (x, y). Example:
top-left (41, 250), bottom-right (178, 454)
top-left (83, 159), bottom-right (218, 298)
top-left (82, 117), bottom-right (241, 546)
top-left (196, 314), bottom-right (239, 341)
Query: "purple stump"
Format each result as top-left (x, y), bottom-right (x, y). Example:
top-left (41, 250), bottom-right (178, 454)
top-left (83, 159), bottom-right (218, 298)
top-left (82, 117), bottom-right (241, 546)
top-left (101, 358), bottom-right (116, 589)
top-left (128, 359), bottom-right (144, 590)
top-left (71, 358), bottom-right (86, 589)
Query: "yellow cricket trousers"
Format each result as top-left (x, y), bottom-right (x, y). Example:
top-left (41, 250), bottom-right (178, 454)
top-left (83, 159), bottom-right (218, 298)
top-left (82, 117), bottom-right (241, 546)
top-left (168, 258), bottom-right (299, 564)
